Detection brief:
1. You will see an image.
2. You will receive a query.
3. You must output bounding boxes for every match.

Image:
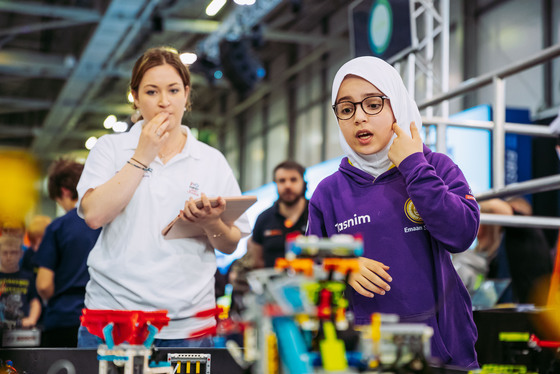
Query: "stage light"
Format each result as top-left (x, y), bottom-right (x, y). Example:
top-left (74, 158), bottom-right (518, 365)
top-left (103, 115), bottom-right (117, 129)
top-left (180, 52), bottom-right (197, 65)
top-left (190, 55), bottom-right (222, 85)
top-left (85, 136), bottom-right (97, 150)
top-left (206, 0), bottom-right (226, 16)
top-left (113, 121), bottom-right (128, 133)
top-left (256, 67), bottom-right (266, 78)
top-left (219, 38), bottom-right (265, 93)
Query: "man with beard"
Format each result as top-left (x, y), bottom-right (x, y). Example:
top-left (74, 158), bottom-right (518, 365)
top-left (225, 161), bottom-right (308, 315)
top-left (247, 161), bottom-right (309, 268)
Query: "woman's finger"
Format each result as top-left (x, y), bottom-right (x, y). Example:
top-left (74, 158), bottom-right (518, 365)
top-left (199, 193), bottom-right (212, 213)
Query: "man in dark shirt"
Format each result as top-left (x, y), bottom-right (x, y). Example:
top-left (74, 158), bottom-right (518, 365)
top-left (226, 161), bottom-right (308, 316)
top-left (247, 160), bottom-right (309, 268)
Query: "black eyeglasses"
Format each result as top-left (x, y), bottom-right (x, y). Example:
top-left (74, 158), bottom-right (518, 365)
top-left (332, 95), bottom-right (389, 120)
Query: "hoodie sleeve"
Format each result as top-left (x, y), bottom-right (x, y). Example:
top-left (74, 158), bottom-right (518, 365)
top-left (397, 150), bottom-right (480, 253)
top-left (306, 197), bottom-right (328, 238)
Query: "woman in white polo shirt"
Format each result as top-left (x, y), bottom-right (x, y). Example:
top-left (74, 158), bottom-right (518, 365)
top-left (76, 46), bottom-right (250, 347)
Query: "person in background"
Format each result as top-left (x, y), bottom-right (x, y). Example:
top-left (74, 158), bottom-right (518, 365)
top-left (21, 215), bottom-right (52, 276)
top-left (76, 46), bottom-right (250, 348)
top-left (246, 160), bottom-right (308, 269)
top-left (227, 161), bottom-right (308, 315)
top-left (452, 199), bottom-right (509, 296)
top-left (34, 159), bottom-right (101, 347)
top-left (0, 235), bottom-right (41, 329)
top-left (307, 56), bottom-right (479, 368)
top-left (0, 221), bottom-right (25, 240)
top-left (502, 197), bottom-right (553, 304)
top-left (455, 197), bottom-right (553, 305)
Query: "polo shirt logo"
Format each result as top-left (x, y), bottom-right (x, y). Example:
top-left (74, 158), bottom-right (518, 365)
top-left (188, 182), bottom-right (200, 196)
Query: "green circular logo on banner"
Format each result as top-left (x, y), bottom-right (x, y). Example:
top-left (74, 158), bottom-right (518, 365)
top-left (369, 0), bottom-right (393, 55)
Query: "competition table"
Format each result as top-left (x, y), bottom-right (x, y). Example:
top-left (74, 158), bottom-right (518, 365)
top-left (0, 348), bottom-right (470, 374)
top-left (0, 347), bottom-right (242, 373)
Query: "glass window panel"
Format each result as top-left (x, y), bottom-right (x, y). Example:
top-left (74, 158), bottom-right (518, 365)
top-left (243, 136), bottom-right (264, 190)
top-left (295, 105), bottom-right (322, 166)
top-left (266, 123), bottom-right (289, 181)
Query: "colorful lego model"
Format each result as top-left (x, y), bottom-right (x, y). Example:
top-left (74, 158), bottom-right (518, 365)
top-left (80, 309), bottom-right (173, 374)
top-left (467, 332), bottom-right (560, 374)
top-left (284, 233), bottom-right (364, 260)
top-left (357, 313), bottom-right (433, 371)
top-left (0, 359), bottom-right (18, 374)
top-left (225, 234), bottom-right (435, 374)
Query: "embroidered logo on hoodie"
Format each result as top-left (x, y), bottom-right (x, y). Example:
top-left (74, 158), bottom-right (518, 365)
top-left (404, 198), bottom-right (423, 224)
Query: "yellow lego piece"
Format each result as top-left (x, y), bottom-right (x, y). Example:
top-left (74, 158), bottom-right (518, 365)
top-left (371, 313), bottom-right (381, 342)
top-left (319, 321), bottom-right (348, 371)
top-left (266, 332), bottom-right (279, 374)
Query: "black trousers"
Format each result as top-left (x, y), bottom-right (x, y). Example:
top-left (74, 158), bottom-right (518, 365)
top-left (41, 326), bottom-right (80, 348)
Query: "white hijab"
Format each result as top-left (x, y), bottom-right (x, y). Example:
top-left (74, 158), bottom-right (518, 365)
top-left (332, 56), bottom-right (423, 177)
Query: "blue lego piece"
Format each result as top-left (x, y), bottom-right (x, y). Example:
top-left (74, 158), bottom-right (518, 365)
top-left (272, 317), bottom-right (313, 374)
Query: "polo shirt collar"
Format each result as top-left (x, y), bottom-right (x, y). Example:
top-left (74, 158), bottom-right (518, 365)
top-left (180, 126), bottom-right (202, 160)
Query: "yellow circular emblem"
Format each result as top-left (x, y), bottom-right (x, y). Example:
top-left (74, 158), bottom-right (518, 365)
top-left (404, 198), bottom-right (423, 224)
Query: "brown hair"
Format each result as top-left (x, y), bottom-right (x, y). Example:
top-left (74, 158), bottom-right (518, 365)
top-left (130, 46), bottom-right (192, 112)
top-left (47, 159), bottom-right (84, 200)
top-left (273, 160), bottom-right (306, 181)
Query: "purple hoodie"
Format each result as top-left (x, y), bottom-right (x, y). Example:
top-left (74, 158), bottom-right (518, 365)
top-left (307, 145), bottom-right (479, 368)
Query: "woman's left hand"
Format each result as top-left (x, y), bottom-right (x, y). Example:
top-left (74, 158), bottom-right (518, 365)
top-left (181, 193), bottom-right (226, 226)
top-left (388, 121), bottom-right (423, 167)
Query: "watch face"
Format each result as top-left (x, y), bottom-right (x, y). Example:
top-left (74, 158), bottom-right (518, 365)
top-left (369, 0), bottom-right (393, 55)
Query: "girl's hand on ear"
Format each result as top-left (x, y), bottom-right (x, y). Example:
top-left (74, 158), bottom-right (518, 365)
top-left (388, 121), bottom-right (423, 167)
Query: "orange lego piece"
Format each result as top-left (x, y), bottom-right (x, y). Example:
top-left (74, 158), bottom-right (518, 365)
top-left (275, 258), bottom-right (314, 276)
top-left (323, 258), bottom-right (360, 274)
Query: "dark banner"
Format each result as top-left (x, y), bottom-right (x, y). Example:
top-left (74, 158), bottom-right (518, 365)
top-left (351, 0), bottom-right (412, 60)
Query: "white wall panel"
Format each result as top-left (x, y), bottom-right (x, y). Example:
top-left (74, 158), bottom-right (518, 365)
top-left (244, 135), bottom-right (264, 190)
top-left (553, 0), bottom-right (560, 107)
top-left (224, 124), bottom-right (240, 181)
top-left (266, 123), bottom-right (289, 179)
top-left (477, 0), bottom-right (544, 114)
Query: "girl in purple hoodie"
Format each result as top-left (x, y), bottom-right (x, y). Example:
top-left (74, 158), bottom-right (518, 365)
top-left (307, 56), bottom-right (480, 368)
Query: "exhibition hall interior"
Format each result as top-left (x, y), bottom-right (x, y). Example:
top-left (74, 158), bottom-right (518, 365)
top-left (0, 0), bottom-right (560, 373)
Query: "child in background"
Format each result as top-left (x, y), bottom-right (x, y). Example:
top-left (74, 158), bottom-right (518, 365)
top-left (307, 56), bottom-right (479, 368)
top-left (0, 235), bottom-right (41, 328)
top-left (21, 215), bottom-right (52, 276)
top-left (35, 159), bottom-right (101, 347)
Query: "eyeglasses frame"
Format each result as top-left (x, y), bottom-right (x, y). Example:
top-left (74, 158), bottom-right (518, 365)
top-left (332, 95), bottom-right (390, 120)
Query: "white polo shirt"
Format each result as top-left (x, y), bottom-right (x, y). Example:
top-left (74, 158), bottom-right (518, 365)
top-left (77, 122), bottom-right (250, 339)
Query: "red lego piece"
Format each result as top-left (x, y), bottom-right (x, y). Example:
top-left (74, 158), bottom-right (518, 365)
top-left (80, 309), bottom-right (170, 346)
